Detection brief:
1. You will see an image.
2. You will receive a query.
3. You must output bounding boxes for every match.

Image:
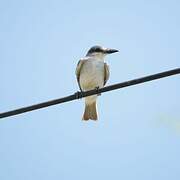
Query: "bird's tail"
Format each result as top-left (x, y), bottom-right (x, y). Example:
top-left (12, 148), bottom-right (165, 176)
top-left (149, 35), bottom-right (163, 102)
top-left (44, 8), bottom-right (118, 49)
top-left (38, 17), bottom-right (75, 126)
top-left (83, 101), bottom-right (97, 121)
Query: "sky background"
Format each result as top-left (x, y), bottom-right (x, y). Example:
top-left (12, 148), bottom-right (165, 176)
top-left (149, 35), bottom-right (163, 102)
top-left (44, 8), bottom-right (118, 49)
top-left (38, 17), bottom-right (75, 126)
top-left (0, 0), bottom-right (180, 179)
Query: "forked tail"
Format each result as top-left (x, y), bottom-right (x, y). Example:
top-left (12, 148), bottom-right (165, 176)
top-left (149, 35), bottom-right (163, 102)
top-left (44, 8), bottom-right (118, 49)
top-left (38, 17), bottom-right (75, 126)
top-left (83, 101), bottom-right (97, 121)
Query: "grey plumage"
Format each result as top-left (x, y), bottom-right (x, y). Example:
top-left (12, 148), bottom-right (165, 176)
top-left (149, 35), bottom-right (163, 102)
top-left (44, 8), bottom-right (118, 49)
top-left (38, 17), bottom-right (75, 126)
top-left (76, 45), bottom-right (118, 120)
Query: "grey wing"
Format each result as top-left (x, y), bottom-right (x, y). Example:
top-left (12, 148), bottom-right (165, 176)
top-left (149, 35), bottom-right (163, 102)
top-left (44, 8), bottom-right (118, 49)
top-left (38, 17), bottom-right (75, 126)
top-left (75, 60), bottom-right (85, 91)
top-left (104, 63), bottom-right (110, 86)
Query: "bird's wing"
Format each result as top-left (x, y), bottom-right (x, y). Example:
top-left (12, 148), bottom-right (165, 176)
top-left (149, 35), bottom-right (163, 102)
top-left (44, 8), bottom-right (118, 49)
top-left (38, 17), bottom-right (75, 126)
top-left (104, 63), bottom-right (110, 86)
top-left (76, 59), bottom-right (85, 91)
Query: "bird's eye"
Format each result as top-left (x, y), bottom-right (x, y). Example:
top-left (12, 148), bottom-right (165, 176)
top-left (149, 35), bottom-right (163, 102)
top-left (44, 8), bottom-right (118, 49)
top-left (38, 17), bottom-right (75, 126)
top-left (95, 48), bottom-right (102, 53)
top-left (87, 46), bottom-right (103, 55)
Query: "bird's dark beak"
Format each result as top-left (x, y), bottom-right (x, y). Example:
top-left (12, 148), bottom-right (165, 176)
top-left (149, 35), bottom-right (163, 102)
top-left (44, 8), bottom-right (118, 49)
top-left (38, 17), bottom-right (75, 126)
top-left (105, 48), bottom-right (119, 54)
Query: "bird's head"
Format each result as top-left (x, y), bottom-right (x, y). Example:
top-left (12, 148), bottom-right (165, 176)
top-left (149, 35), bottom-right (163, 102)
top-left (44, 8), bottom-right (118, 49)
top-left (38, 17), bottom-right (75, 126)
top-left (86, 45), bottom-right (119, 59)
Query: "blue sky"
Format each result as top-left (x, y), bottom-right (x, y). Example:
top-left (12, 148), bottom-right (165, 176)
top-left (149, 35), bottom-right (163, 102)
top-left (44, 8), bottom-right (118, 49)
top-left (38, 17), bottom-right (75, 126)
top-left (0, 0), bottom-right (180, 179)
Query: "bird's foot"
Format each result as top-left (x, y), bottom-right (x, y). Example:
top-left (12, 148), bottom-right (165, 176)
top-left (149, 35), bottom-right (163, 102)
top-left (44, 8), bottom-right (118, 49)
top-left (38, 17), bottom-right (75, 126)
top-left (75, 90), bottom-right (84, 99)
top-left (95, 86), bottom-right (101, 96)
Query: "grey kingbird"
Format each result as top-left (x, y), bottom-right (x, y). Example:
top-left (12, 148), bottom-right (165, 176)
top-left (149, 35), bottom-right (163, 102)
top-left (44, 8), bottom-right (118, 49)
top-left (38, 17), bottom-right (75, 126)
top-left (76, 45), bottom-right (119, 121)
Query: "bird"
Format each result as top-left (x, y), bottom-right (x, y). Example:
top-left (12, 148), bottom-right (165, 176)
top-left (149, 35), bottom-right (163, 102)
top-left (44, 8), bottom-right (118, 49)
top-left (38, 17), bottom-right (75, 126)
top-left (76, 45), bottom-right (119, 121)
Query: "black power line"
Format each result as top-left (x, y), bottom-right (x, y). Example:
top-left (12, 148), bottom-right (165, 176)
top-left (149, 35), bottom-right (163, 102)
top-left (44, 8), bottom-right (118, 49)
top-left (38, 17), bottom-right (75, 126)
top-left (0, 68), bottom-right (180, 119)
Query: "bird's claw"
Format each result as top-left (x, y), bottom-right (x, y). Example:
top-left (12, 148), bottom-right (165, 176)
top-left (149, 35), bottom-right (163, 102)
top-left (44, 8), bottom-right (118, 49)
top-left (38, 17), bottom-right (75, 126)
top-left (75, 91), bottom-right (84, 99)
top-left (95, 87), bottom-right (101, 96)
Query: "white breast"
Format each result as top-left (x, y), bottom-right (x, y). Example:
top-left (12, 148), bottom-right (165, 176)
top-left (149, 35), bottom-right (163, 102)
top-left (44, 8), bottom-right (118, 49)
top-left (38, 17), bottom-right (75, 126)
top-left (80, 58), bottom-right (104, 91)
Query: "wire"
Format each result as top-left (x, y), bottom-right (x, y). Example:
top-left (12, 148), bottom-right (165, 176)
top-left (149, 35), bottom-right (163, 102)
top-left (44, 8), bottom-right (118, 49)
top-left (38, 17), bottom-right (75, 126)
top-left (0, 68), bottom-right (180, 119)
